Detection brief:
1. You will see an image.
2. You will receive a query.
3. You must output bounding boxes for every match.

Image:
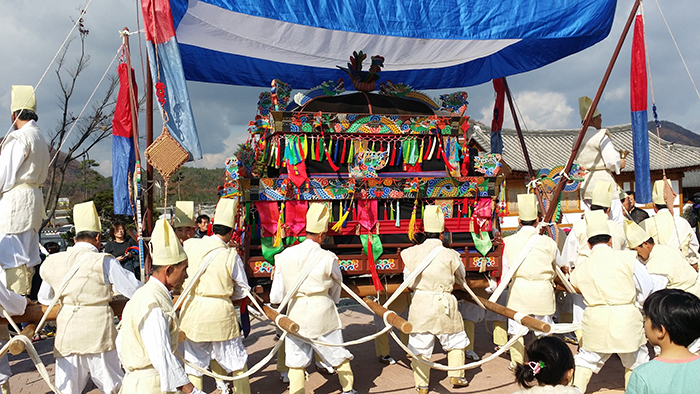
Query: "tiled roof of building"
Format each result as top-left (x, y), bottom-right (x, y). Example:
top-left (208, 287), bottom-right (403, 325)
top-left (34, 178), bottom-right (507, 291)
top-left (469, 123), bottom-right (700, 174)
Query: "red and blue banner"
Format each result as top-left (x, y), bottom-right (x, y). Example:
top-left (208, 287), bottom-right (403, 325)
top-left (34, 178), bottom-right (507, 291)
top-left (490, 78), bottom-right (505, 154)
top-left (141, 0), bottom-right (202, 160)
top-left (630, 14), bottom-right (651, 204)
top-left (112, 63), bottom-right (137, 215)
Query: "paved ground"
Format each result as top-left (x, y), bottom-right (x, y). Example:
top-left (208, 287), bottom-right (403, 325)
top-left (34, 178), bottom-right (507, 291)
top-left (7, 306), bottom-right (627, 394)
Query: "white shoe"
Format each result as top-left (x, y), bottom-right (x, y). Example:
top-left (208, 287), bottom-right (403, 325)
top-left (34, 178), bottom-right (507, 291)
top-left (216, 381), bottom-right (230, 394)
top-left (279, 371), bottom-right (290, 383)
top-left (465, 350), bottom-right (480, 361)
top-left (378, 355), bottom-right (396, 365)
top-left (342, 390), bottom-right (357, 394)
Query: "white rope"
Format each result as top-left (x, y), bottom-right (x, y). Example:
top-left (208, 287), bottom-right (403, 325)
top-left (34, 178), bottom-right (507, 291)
top-left (177, 332), bottom-right (287, 381)
top-left (4, 0), bottom-right (95, 139)
top-left (279, 280), bottom-right (392, 348)
top-left (47, 46), bottom-right (121, 168)
top-left (392, 320), bottom-right (529, 371)
top-left (177, 289), bottom-right (286, 381)
top-left (389, 316), bottom-right (582, 372)
top-left (652, 0), bottom-right (700, 101)
top-left (0, 315), bottom-right (63, 393)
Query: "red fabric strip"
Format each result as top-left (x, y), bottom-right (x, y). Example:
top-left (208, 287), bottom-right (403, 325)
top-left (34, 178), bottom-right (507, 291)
top-left (254, 201), bottom-right (280, 237)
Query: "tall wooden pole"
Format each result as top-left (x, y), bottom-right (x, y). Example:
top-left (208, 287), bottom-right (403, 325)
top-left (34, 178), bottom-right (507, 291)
top-left (543, 0), bottom-right (642, 224)
top-left (502, 77), bottom-right (553, 237)
top-left (145, 54), bottom-right (154, 280)
top-left (146, 57), bottom-right (154, 233)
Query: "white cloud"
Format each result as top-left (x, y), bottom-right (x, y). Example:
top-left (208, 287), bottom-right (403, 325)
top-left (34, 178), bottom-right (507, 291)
top-left (98, 158), bottom-right (112, 176)
top-left (603, 85), bottom-right (627, 102)
top-left (476, 91), bottom-right (574, 130)
top-left (188, 128), bottom-right (249, 169)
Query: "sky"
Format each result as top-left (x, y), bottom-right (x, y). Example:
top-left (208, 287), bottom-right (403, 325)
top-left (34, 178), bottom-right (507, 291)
top-left (1, 0), bottom-right (699, 177)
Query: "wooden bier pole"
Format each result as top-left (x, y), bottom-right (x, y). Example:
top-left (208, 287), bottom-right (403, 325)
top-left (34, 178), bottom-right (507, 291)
top-left (454, 290), bottom-right (551, 333)
top-left (544, 0), bottom-right (642, 224)
top-left (362, 297), bottom-right (412, 334)
top-left (0, 300), bottom-right (128, 325)
top-left (2, 300), bottom-right (128, 354)
top-left (262, 305), bottom-right (299, 334)
top-left (8, 324), bottom-right (37, 355)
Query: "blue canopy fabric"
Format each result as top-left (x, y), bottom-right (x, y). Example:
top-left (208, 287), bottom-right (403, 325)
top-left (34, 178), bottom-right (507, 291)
top-left (168, 0), bottom-right (617, 89)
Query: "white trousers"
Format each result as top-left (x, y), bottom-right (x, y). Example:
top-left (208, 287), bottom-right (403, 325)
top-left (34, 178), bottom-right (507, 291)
top-left (408, 331), bottom-right (469, 359)
top-left (179, 337), bottom-right (248, 376)
top-left (574, 345), bottom-right (649, 373)
top-left (0, 350), bottom-right (10, 384)
top-left (572, 293), bottom-right (586, 324)
top-left (285, 329), bottom-right (353, 369)
top-left (55, 350), bottom-right (123, 394)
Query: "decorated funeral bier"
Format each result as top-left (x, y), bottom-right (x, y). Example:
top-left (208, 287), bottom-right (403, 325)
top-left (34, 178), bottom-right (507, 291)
top-left (222, 53), bottom-right (506, 293)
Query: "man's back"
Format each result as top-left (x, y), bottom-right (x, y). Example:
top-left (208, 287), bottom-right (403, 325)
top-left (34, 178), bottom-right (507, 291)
top-left (40, 244), bottom-right (116, 357)
top-left (571, 246), bottom-right (644, 353)
top-left (180, 236), bottom-right (244, 342)
top-left (274, 239), bottom-right (342, 338)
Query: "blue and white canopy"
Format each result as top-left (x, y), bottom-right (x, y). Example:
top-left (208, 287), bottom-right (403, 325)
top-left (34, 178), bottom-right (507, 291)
top-left (169, 0), bottom-right (616, 89)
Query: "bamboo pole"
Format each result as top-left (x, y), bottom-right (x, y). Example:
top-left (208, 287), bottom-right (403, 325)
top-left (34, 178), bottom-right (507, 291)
top-left (544, 0), bottom-right (642, 224)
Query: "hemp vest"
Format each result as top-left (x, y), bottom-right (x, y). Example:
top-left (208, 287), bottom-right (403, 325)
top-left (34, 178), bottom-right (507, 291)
top-left (0, 120), bottom-right (50, 233)
top-left (571, 218), bottom-right (627, 267)
top-left (402, 239), bottom-right (463, 335)
top-left (276, 240), bottom-right (342, 338)
top-left (504, 228), bottom-right (557, 316)
top-left (571, 247), bottom-right (645, 353)
top-left (40, 246), bottom-right (115, 357)
top-left (646, 244), bottom-right (700, 298)
top-left (642, 210), bottom-right (693, 259)
top-left (180, 237), bottom-right (239, 342)
top-left (575, 127), bottom-right (615, 200)
top-left (120, 279), bottom-right (179, 372)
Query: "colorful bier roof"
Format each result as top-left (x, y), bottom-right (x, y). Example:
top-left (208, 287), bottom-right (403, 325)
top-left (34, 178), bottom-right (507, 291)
top-left (469, 123), bottom-right (700, 175)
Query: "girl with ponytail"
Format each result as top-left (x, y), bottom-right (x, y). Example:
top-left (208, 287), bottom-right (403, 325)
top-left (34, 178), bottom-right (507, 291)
top-left (513, 336), bottom-right (581, 393)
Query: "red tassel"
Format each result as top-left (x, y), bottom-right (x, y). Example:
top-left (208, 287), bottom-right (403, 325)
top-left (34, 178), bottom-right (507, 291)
top-left (390, 141), bottom-right (397, 164)
top-left (315, 136), bottom-right (321, 160)
top-left (276, 139), bottom-right (282, 167)
top-left (325, 141), bottom-right (340, 171)
top-left (341, 140), bottom-right (348, 163)
top-left (424, 137), bottom-right (432, 160)
top-left (367, 234), bottom-right (384, 291)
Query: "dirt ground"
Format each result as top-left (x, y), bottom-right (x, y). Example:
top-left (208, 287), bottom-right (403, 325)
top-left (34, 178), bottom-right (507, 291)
top-left (7, 305), bottom-right (627, 394)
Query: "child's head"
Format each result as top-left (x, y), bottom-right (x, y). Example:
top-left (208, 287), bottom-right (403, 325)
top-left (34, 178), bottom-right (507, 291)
top-left (643, 288), bottom-right (700, 347)
top-left (515, 336), bottom-right (575, 388)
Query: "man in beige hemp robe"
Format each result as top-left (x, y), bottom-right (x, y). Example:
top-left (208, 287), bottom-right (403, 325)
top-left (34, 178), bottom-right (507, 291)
top-left (502, 194), bottom-right (558, 368)
top-left (571, 211), bottom-right (652, 393)
top-left (179, 198), bottom-right (250, 394)
top-left (642, 179), bottom-right (700, 267)
top-left (402, 205), bottom-right (469, 394)
top-left (173, 201), bottom-right (196, 244)
top-left (117, 218), bottom-right (204, 394)
top-left (39, 201), bottom-right (141, 394)
top-left (0, 86), bottom-right (50, 296)
top-left (560, 181), bottom-right (627, 345)
top-left (270, 203), bottom-right (356, 394)
top-left (574, 96), bottom-right (625, 224)
top-left (625, 218), bottom-right (700, 297)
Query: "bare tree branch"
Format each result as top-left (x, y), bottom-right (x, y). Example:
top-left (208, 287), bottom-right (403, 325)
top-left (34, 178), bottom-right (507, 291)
top-left (42, 16), bottom-right (119, 231)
